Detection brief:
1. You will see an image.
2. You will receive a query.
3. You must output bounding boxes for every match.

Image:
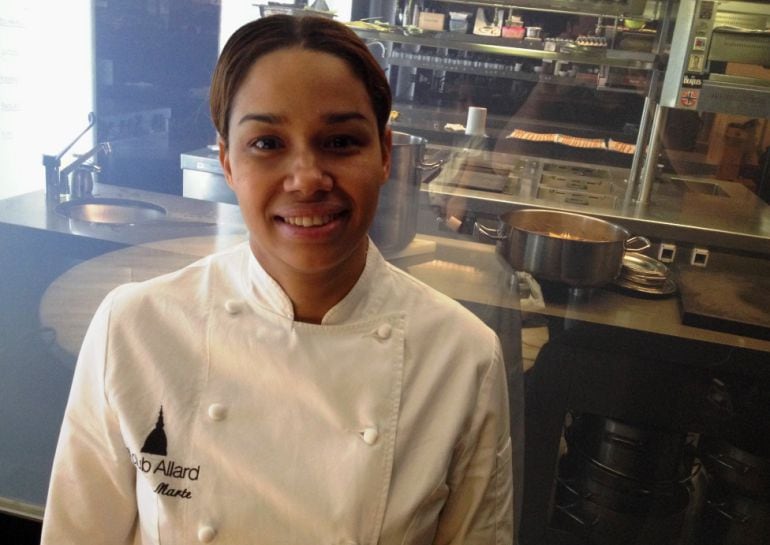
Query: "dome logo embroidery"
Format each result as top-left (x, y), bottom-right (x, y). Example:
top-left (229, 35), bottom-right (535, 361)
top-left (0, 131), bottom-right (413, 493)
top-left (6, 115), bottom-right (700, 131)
top-left (128, 406), bottom-right (200, 500)
top-left (141, 406), bottom-right (167, 456)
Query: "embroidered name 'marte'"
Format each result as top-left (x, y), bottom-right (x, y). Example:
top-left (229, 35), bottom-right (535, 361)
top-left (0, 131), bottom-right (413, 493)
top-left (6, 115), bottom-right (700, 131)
top-left (155, 482), bottom-right (193, 499)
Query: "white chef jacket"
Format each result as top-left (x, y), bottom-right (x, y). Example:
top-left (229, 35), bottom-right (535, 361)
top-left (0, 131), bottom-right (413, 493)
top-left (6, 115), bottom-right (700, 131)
top-left (41, 241), bottom-right (513, 545)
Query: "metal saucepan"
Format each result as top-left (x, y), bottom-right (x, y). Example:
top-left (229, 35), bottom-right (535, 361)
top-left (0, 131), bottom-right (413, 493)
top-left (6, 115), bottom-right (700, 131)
top-left (477, 208), bottom-right (650, 287)
top-left (370, 131), bottom-right (444, 256)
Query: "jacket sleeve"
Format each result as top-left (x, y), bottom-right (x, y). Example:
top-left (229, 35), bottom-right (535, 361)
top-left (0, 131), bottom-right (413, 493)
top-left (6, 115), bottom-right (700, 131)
top-left (434, 335), bottom-right (515, 545)
top-left (40, 290), bottom-right (139, 545)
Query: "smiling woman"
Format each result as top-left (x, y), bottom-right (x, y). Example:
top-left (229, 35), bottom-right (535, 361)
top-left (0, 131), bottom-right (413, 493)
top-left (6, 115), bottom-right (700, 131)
top-left (40, 15), bottom-right (514, 545)
top-left (219, 46), bottom-right (391, 320)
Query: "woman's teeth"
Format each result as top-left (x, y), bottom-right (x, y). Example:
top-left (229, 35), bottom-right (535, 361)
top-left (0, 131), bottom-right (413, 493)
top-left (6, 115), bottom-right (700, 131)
top-left (283, 214), bottom-right (334, 227)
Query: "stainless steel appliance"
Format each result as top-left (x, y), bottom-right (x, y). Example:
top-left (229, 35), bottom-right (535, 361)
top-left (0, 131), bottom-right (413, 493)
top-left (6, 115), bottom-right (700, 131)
top-left (661, 0), bottom-right (770, 118)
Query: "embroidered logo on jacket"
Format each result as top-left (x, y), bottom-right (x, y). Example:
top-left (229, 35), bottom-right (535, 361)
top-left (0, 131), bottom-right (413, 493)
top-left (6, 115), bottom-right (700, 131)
top-left (128, 406), bottom-right (200, 500)
top-left (141, 406), bottom-right (167, 456)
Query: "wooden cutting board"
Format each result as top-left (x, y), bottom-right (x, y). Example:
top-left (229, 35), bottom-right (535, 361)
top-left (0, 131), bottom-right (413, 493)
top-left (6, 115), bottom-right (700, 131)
top-left (677, 266), bottom-right (770, 341)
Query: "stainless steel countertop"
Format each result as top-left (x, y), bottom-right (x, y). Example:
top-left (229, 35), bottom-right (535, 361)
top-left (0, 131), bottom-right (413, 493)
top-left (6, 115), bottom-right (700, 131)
top-left (421, 149), bottom-right (770, 256)
top-left (0, 184), bottom-right (247, 246)
top-left (181, 147), bottom-right (770, 256)
top-left (2, 183), bottom-right (765, 353)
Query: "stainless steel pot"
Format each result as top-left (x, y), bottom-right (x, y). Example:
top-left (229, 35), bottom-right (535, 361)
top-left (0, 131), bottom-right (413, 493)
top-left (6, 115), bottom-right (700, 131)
top-left (554, 453), bottom-right (690, 545)
top-left (559, 449), bottom-right (692, 513)
top-left (702, 489), bottom-right (770, 545)
top-left (477, 208), bottom-right (650, 287)
top-left (568, 413), bottom-right (693, 484)
top-left (701, 437), bottom-right (770, 500)
top-left (370, 131), bottom-right (443, 256)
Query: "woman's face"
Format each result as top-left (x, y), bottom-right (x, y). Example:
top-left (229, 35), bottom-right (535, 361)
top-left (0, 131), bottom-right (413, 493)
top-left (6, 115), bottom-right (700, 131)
top-left (220, 47), bottom-right (391, 286)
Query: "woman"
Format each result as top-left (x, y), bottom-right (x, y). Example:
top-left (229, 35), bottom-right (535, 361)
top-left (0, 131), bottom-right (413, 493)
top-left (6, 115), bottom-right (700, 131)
top-left (42, 15), bottom-right (513, 544)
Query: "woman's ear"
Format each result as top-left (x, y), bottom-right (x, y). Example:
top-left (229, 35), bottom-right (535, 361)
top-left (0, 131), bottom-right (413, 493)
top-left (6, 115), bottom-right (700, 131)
top-left (218, 137), bottom-right (234, 189)
top-left (380, 127), bottom-right (393, 185)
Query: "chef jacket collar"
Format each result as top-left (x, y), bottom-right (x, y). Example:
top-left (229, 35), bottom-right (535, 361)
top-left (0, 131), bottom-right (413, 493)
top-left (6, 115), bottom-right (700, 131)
top-left (244, 238), bottom-right (389, 325)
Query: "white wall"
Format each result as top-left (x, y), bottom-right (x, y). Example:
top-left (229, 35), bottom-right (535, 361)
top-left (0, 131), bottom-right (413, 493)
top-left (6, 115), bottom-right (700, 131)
top-left (219, 0), bottom-right (353, 51)
top-left (0, 1), bottom-right (94, 199)
top-left (218, 0), bottom-right (262, 51)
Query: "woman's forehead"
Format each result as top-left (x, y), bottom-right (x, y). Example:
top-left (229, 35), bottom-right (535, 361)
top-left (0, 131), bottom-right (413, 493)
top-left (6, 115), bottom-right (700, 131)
top-left (231, 48), bottom-right (375, 121)
top-left (244, 47), bottom-right (355, 83)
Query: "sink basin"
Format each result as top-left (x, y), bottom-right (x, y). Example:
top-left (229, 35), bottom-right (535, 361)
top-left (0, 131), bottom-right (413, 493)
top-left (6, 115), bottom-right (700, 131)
top-left (56, 198), bottom-right (167, 224)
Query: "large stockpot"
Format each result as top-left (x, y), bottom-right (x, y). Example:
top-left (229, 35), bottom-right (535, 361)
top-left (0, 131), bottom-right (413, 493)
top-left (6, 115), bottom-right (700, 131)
top-left (567, 413), bottom-right (693, 484)
top-left (477, 208), bottom-right (650, 287)
top-left (369, 131), bottom-right (443, 256)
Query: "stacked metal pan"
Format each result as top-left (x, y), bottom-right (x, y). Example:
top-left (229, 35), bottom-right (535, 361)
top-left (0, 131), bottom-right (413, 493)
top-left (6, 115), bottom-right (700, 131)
top-left (698, 437), bottom-right (770, 544)
top-left (615, 252), bottom-right (677, 295)
top-left (553, 413), bottom-right (695, 544)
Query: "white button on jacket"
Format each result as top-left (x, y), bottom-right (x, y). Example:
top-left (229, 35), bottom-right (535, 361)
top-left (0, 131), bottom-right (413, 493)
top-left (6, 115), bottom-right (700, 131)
top-left (197, 525), bottom-right (216, 543)
top-left (362, 427), bottom-right (379, 445)
top-left (207, 403), bottom-right (227, 421)
top-left (376, 323), bottom-right (392, 340)
top-left (41, 241), bottom-right (513, 545)
top-left (224, 299), bottom-right (243, 315)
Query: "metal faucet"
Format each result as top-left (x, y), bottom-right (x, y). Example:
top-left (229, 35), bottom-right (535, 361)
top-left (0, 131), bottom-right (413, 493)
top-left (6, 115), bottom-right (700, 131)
top-left (43, 112), bottom-right (111, 202)
top-left (60, 142), bottom-right (111, 199)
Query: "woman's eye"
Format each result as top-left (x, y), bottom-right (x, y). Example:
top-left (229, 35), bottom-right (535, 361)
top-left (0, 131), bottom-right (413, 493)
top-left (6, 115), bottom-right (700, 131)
top-left (251, 137), bottom-right (282, 151)
top-left (324, 135), bottom-right (359, 150)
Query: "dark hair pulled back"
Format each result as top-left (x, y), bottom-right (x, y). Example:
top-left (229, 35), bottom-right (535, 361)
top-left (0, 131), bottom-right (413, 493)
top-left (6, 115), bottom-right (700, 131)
top-left (210, 15), bottom-right (392, 147)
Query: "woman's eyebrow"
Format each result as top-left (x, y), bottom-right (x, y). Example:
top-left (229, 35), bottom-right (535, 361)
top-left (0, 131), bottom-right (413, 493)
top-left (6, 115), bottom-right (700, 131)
top-left (237, 113), bottom-right (283, 125)
top-left (324, 112), bottom-right (368, 125)
top-left (237, 111), bottom-right (369, 126)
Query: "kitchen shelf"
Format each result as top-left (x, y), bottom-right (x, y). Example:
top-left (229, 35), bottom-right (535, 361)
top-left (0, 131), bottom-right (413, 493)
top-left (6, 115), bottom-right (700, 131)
top-left (425, 0), bottom-right (654, 18)
top-left (351, 27), bottom-right (656, 70)
top-left (388, 56), bottom-right (646, 94)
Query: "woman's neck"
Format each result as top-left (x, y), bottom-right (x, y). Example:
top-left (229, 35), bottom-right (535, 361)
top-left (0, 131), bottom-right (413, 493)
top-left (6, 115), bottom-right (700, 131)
top-left (251, 240), bottom-right (368, 324)
top-left (284, 261), bottom-right (365, 323)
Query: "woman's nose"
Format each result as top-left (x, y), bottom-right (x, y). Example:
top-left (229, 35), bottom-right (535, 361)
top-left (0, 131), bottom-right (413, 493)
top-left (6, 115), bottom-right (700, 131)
top-left (283, 150), bottom-right (332, 195)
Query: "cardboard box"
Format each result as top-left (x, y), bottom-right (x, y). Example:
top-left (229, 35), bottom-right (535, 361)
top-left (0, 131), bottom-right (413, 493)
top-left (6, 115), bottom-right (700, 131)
top-left (418, 12), bottom-right (445, 31)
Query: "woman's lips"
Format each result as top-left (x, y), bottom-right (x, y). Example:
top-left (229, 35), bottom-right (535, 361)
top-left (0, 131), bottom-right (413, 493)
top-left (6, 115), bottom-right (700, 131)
top-left (274, 207), bottom-right (350, 238)
top-left (275, 200), bottom-right (349, 228)
top-left (281, 212), bottom-right (341, 227)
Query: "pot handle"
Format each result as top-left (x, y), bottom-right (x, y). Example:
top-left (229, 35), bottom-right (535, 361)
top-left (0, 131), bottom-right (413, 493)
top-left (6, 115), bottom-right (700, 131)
top-left (553, 478), bottom-right (599, 528)
top-left (473, 221), bottom-right (508, 242)
top-left (707, 499), bottom-right (751, 523)
top-left (606, 432), bottom-right (645, 448)
top-left (553, 503), bottom-right (597, 528)
top-left (705, 452), bottom-right (751, 475)
top-left (624, 235), bottom-right (651, 253)
top-left (416, 150), bottom-right (449, 185)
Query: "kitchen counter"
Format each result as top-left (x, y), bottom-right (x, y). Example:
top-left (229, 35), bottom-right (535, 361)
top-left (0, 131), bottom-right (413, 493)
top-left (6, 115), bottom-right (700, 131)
top-left (1, 185), bottom-right (770, 522)
top-left (17, 202), bottom-right (770, 360)
top-left (181, 146), bottom-right (770, 256)
top-left (35, 234), bottom-right (770, 360)
top-left (0, 184), bottom-right (247, 247)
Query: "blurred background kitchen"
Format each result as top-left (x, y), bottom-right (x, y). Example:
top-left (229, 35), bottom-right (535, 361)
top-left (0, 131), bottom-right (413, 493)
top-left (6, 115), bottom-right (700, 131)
top-left (2, 1), bottom-right (770, 544)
